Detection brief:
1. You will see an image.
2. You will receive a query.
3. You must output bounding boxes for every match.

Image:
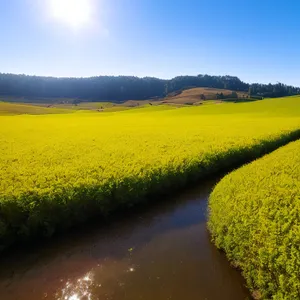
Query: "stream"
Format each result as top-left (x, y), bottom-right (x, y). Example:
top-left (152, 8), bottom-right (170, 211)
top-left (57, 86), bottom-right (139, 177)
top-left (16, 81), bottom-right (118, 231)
top-left (0, 179), bottom-right (250, 300)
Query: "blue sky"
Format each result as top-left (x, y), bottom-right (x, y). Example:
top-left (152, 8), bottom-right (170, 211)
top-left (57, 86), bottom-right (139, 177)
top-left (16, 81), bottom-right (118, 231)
top-left (1, 0), bottom-right (300, 85)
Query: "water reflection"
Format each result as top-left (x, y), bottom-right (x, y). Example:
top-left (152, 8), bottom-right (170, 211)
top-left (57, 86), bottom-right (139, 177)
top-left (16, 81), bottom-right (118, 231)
top-left (56, 272), bottom-right (94, 300)
top-left (55, 257), bottom-right (141, 300)
top-left (0, 180), bottom-right (250, 300)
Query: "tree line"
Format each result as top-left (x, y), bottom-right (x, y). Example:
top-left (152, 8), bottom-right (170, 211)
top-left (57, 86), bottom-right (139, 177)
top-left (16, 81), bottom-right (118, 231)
top-left (0, 73), bottom-right (299, 102)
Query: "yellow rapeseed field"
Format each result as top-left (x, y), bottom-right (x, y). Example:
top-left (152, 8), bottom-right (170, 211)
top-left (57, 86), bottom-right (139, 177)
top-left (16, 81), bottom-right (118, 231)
top-left (208, 140), bottom-right (300, 299)
top-left (0, 97), bottom-right (300, 251)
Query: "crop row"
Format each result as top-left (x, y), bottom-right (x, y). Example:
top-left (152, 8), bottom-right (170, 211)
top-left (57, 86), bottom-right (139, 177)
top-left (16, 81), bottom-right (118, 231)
top-left (208, 140), bottom-right (300, 299)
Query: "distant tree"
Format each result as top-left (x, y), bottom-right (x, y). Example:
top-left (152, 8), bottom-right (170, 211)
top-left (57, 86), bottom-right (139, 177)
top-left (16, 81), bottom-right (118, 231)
top-left (248, 86), bottom-right (252, 97)
top-left (0, 73), bottom-right (298, 102)
top-left (216, 93), bottom-right (224, 99)
top-left (200, 94), bottom-right (206, 100)
top-left (231, 91), bottom-right (238, 98)
top-left (72, 99), bottom-right (81, 106)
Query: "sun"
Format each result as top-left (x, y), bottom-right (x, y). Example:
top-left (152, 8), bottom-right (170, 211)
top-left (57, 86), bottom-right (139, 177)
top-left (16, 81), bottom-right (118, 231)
top-left (49, 0), bottom-right (93, 29)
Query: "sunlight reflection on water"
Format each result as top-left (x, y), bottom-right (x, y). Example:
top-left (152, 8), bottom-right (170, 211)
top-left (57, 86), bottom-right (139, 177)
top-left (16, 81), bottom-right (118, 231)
top-left (56, 272), bottom-right (94, 300)
top-left (55, 262), bottom-right (137, 300)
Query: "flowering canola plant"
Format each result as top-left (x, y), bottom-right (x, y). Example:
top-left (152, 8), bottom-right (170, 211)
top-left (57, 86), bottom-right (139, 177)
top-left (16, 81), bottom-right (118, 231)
top-left (209, 140), bottom-right (300, 299)
top-left (0, 96), bottom-right (300, 254)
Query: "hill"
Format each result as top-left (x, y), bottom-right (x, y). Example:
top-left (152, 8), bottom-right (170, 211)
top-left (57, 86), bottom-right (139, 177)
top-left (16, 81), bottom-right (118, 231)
top-left (0, 73), bottom-right (299, 103)
top-left (121, 87), bottom-right (250, 107)
top-left (0, 87), bottom-right (247, 114)
top-left (162, 87), bottom-right (248, 104)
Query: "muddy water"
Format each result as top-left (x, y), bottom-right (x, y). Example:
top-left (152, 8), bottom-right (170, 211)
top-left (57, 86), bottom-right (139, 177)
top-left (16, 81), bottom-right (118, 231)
top-left (0, 180), bottom-right (251, 300)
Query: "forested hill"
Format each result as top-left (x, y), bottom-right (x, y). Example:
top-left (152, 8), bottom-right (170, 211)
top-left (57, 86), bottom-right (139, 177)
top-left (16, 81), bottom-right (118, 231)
top-left (0, 73), bottom-right (299, 102)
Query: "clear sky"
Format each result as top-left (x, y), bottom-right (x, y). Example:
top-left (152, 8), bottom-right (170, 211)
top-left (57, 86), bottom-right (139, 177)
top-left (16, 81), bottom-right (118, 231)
top-left (1, 0), bottom-right (300, 85)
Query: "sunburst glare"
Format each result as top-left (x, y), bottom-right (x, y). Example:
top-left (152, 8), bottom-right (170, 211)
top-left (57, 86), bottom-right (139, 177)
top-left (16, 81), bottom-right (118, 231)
top-left (49, 0), bottom-right (93, 29)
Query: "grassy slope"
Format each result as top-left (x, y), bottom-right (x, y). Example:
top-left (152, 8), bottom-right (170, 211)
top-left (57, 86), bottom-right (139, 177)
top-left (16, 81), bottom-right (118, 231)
top-left (208, 140), bottom-right (300, 300)
top-left (121, 88), bottom-right (248, 106)
top-left (163, 87), bottom-right (248, 104)
top-left (0, 96), bottom-right (299, 252)
top-left (0, 102), bottom-right (76, 115)
top-left (0, 100), bottom-right (161, 115)
top-left (29, 101), bottom-right (145, 112)
top-left (1, 87), bottom-right (249, 111)
top-left (43, 102), bottom-right (116, 110)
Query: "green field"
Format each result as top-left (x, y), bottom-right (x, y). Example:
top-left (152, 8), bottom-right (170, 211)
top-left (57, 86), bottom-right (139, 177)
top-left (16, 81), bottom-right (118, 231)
top-left (0, 96), bottom-right (300, 258)
top-left (0, 86), bottom-right (253, 113)
top-left (0, 101), bottom-right (76, 115)
top-left (208, 140), bottom-right (300, 299)
top-left (0, 101), bottom-right (134, 114)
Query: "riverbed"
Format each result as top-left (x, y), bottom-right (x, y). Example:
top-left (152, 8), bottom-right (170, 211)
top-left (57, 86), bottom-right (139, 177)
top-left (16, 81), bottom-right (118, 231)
top-left (0, 179), bottom-right (250, 300)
